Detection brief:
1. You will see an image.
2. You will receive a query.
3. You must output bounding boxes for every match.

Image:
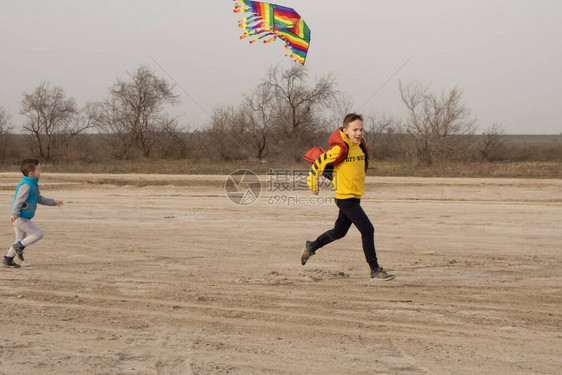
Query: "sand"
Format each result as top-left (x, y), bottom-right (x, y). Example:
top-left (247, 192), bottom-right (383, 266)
top-left (0, 172), bottom-right (561, 374)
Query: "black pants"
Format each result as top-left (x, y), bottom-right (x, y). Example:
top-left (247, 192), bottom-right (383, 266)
top-left (310, 198), bottom-right (379, 267)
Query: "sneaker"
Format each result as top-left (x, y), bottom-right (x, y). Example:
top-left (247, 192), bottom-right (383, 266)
top-left (3, 256), bottom-right (21, 268)
top-left (13, 244), bottom-right (24, 261)
top-left (301, 241), bottom-right (315, 266)
top-left (371, 267), bottom-right (394, 281)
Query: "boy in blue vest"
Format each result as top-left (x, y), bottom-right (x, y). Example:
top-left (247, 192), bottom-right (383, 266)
top-left (3, 159), bottom-right (63, 268)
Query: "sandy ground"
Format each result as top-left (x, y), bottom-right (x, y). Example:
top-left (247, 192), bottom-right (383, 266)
top-left (0, 172), bottom-right (561, 375)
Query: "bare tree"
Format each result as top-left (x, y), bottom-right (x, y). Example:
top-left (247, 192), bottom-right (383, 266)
top-left (243, 80), bottom-right (276, 159)
top-left (0, 107), bottom-right (13, 164)
top-left (364, 113), bottom-right (407, 160)
top-left (264, 65), bottom-right (336, 137)
top-left (207, 105), bottom-right (248, 161)
top-left (55, 103), bottom-right (97, 158)
top-left (93, 66), bottom-right (178, 158)
top-left (400, 81), bottom-right (477, 165)
top-left (92, 94), bottom-right (135, 159)
top-left (20, 82), bottom-right (78, 160)
top-left (325, 92), bottom-right (355, 131)
top-left (157, 120), bottom-right (190, 158)
top-left (478, 123), bottom-right (506, 162)
top-left (206, 66), bottom-right (337, 162)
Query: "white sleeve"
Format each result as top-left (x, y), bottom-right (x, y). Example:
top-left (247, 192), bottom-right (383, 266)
top-left (11, 184), bottom-right (30, 216)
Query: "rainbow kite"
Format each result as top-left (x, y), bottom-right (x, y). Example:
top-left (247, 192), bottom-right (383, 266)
top-left (233, 0), bottom-right (311, 64)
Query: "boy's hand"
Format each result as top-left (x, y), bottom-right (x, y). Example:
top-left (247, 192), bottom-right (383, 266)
top-left (54, 200), bottom-right (64, 207)
top-left (10, 215), bottom-right (18, 223)
top-left (312, 190), bottom-right (319, 195)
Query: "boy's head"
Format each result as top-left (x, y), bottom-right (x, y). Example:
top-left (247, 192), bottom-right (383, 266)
top-left (21, 159), bottom-right (41, 179)
top-left (342, 113), bottom-right (364, 144)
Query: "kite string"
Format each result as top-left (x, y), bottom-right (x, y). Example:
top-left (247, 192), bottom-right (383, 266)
top-left (146, 53), bottom-right (212, 121)
top-left (358, 53), bottom-right (416, 111)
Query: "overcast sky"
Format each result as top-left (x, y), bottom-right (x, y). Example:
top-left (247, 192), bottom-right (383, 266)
top-left (1, 0), bottom-right (561, 134)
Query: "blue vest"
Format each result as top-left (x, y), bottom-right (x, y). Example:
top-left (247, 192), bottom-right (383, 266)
top-left (13, 177), bottom-right (39, 219)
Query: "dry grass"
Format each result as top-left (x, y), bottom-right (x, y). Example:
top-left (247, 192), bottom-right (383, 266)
top-left (371, 160), bottom-right (562, 178)
top-left (1, 159), bottom-right (560, 179)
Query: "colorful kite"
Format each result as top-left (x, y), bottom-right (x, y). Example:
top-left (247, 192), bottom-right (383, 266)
top-left (233, 0), bottom-right (311, 64)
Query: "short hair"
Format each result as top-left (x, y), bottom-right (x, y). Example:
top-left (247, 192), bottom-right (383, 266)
top-left (21, 159), bottom-right (39, 176)
top-left (343, 113), bottom-right (363, 128)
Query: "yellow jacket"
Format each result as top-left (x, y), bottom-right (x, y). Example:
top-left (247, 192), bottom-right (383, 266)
top-left (307, 130), bottom-right (366, 199)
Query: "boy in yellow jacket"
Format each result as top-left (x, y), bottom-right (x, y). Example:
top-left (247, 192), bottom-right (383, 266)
top-left (302, 113), bottom-right (394, 281)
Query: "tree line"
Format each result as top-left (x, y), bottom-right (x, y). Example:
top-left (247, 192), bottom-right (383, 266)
top-left (1, 65), bottom-right (560, 167)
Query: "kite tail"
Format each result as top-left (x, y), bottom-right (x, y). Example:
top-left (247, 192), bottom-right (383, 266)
top-left (233, 0), bottom-right (251, 13)
top-left (285, 53), bottom-right (305, 65)
top-left (282, 40), bottom-right (306, 65)
top-left (234, 1), bottom-right (276, 45)
top-left (240, 27), bottom-right (275, 44)
top-left (237, 16), bottom-right (265, 29)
